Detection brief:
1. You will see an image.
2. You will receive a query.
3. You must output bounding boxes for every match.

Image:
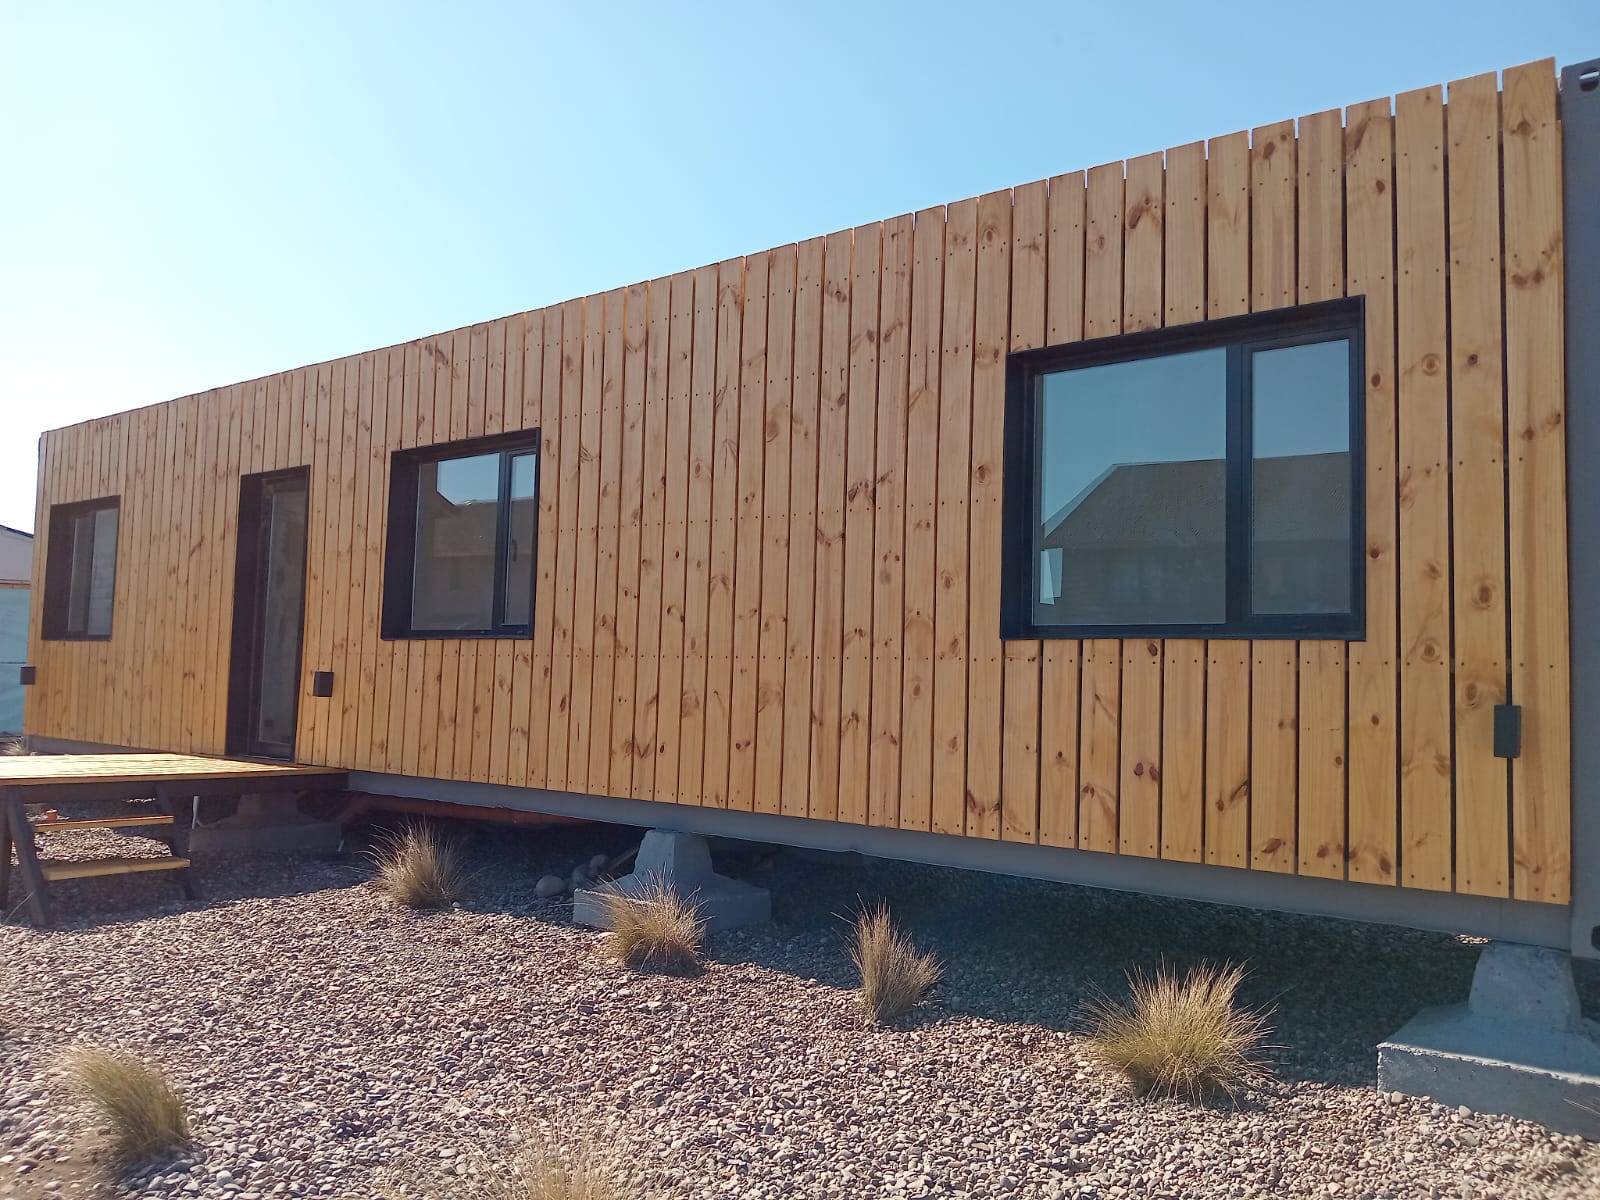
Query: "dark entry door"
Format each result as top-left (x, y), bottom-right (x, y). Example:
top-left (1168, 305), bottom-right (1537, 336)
top-left (228, 469), bottom-right (309, 759)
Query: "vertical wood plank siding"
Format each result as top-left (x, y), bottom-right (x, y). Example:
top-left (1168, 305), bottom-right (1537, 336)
top-left (28, 62), bottom-right (1573, 903)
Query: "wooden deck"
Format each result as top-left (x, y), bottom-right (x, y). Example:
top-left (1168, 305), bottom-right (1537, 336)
top-left (0, 753), bottom-right (346, 798)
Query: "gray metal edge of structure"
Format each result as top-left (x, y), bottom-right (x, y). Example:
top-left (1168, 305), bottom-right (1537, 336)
top-left (1562, 58), bottom-right (1600, 961)
top-left (30, 731), bottom-right (1569, 951)
top-left (345, 770), bottom-right (1569, 950)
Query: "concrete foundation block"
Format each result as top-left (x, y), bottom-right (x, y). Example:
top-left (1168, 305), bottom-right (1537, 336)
top-left (1378, 942), bottom-right (1600, 1138)
top-left (187, 795), bottom-right (343, 855)
top-left (572, 829), bottom-right (771, 934)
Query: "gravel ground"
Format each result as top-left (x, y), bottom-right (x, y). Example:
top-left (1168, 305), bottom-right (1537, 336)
top-left (2, 817), bottom-right (1597, 1200)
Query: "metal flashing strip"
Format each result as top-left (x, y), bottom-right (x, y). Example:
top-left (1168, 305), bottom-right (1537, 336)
top-left (351, 770), bottom-right (1569, 950)
top-left (1561, 58), bottom-right (1600, 960)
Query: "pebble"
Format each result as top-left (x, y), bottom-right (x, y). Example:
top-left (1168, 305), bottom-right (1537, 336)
top-left (1, 826), bottom-right (1597, 1200)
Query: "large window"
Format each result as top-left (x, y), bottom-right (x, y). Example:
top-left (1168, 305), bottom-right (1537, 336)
top-left (1002, 298), bottom-right (1364, 640)
top-left (382, 431), bottom-right (539, 638)
top-left (43, 496), bottom-right (120, 640)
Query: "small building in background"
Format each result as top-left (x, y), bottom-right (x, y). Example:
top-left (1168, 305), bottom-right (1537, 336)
top-left (0, 524), bottom-right (32, 734)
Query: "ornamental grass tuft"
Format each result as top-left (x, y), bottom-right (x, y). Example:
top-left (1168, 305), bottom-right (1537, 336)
top-left (1085, 961), bottom-right (1271, 1101)
top-left (851, 904), bottom-right (941, 1024)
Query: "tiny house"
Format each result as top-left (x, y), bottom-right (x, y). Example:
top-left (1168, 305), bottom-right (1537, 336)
top-left (23, 58), bottom-right (1600, 961)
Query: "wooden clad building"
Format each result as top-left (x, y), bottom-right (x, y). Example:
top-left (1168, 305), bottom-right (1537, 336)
top-left (24, 58), bottom-right (1598, 956)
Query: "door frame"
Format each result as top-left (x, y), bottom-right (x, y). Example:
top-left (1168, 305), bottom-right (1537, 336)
top-left (226, 467), bottom-right (311, 760)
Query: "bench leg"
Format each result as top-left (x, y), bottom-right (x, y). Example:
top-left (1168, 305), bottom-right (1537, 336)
top-left (0, 799), bottom-right (13, 917)
top-left (5, 791), bottom-right (52, 927)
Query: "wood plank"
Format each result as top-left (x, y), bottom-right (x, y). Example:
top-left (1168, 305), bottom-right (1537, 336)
top-left (414, 345), bottom-right (447, 778)
top-left (653, 271), bottom-right (700, 803)
top-left (41, 857), bottom-right (190, 881)
top-left (457, 325), bottom-right (492, 782)
top-left (170, 395), bottom-right (201, 750)
top-left (546, 300), bottom-right (585, 788)
top-left (1002, 182), bottom-right (1046, 844)
top-left (399, 346), bottom-right (431, 778)
top-left (1039, 172), bottom-right (1085, 849)
top-left (1204, 129), bottom-right (1252, 870)
top-left (1445, 72), bottom-right (1510, 897)
top-left (632, 283), bottom-right (674, 800)
top-left (1296, 107), bottom-right (1350, 879)
top-left (931, 199), bottom-right (977, 838)
top-left (566, 300), bottom-right (607, 786)
top-left (1502, 59), bottom-right (1571, 904)
top-left (967, 190), bottom-right (1011, 841)
top-left (342, 353), bottom-right (377, 768)
top-left (1249, 119), bottom-right (1299, 874)
top-left (727, 250), bottom-right (768, 813)
top-left (1118, 152), bottom-right (1165, 859)
top-left (505, 314), bottom-right (539, 784)
top-left (1078, 163), bottom-right (1123, 853)
top-left (434, 332), bottom-right (470, 779)
top-left (839, 223), bottom-right (881, 826)
top-left (702, 259), bottom-right (746, 808)
top-left (22, 430), bottom-right (49, 735)
top-left (1345, 97), bottom-right (1401, 885)
top-left (870, 215), bottom-right (913, 828)
top-left (34, 814), bottom-right (174, 832)
top-left (809, 231), bottom-right (853, 823)
top-left (369, 349), bottom-right (406, 771)
top-left (899, 210), bottom-right (943, 833)
top-left (586, 291), bottom-right (625, 790)
top-left (1160, 141), bottom-right (1206, 863)
top-left (300, 365), bottom-right (333, 762)
top-left (1394, 86), bottom-right (1453, 891)
top-left (487, 318), bottom-right (519, 784)
top-left (677, 264), bottom-right (721, 807)
top-left (328, 357), bottom-right (364, 765)
top-left (611, 285), bottom-right (649, 796)
top-left (209, 386), bottom-right (244, 750)
top-left (528, 309), bottom-right (566, 787)
top-left (781, 238), bottom-right (825, 819)
top-left (755, 245), bottom-right (797, 815)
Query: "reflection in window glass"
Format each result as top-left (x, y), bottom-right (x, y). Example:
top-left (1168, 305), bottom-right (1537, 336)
top-left (504, 453), bottom-right (537, 626)
top-left (59, 501), bottom-right (119, 637)
top-left (1034, 348), bottom-right (1227, 625)
top-left (412, 452), bottom-right (499, 630)
top-left (1251, 339), bottom-right (1352, 615)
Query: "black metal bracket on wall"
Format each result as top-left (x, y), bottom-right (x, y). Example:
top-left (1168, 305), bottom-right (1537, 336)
top-left (1562, 59), bottom-right (1600, 959)
top-left (17, 665), bottom-right (34, 686)
top-left (310, 671), bottom-right (334, 698)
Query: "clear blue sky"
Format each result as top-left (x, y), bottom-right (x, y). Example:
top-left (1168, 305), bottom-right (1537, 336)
top-left (1, 1), bottom-right (1592, 533)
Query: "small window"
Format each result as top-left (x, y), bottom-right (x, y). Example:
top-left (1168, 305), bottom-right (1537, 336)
top-left (1002, 298), bottom-right (1364, 640)
top-left (383, 431), bottom-right (539, 638)
top-left (43, 496), bottom-right (120, 640)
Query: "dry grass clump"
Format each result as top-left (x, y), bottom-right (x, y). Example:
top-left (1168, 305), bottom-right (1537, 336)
top-left (384, 1143), bottom-right (629, 1200)
top-left (598, 877), bottom-right (704, 971)
top-left (1085, 961), bottom-right (1271, 1101)
top-left (373, 822), bottom-right (467, 909)
top-left (61, 1044), bottom-right (191, 1160)
top-left (469, 1153), bottom-right (623, 1200)
top-left (851, 904), bottom-right (941, 1023)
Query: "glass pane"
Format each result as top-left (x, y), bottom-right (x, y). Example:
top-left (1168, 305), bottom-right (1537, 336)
top-left (66, 511), bottom-right (96, 634)
top-left (1251, 339), bottom-right (1352, 615)
top-left (86, 506), bottom-right (118, 636)
top-left (1034, 348), bottom-right (1228, 625)
top-left (504, 452), bottom-right (537, 626)
top-left (412, 452), bottom-right (499, 631)
top-left (255, 483), bottom-right (307, 750)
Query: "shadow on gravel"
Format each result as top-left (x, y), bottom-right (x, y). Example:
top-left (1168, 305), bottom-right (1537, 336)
top-left (13, 816), bottom-right (1597, 1098)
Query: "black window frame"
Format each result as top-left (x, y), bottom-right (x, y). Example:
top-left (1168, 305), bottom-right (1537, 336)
top-left (1001, 296), bottom-right (1365, 641)
top-left (42, 495), bottom-right (121, 642)
top-left (381, 428), bottom-right (541, 640)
